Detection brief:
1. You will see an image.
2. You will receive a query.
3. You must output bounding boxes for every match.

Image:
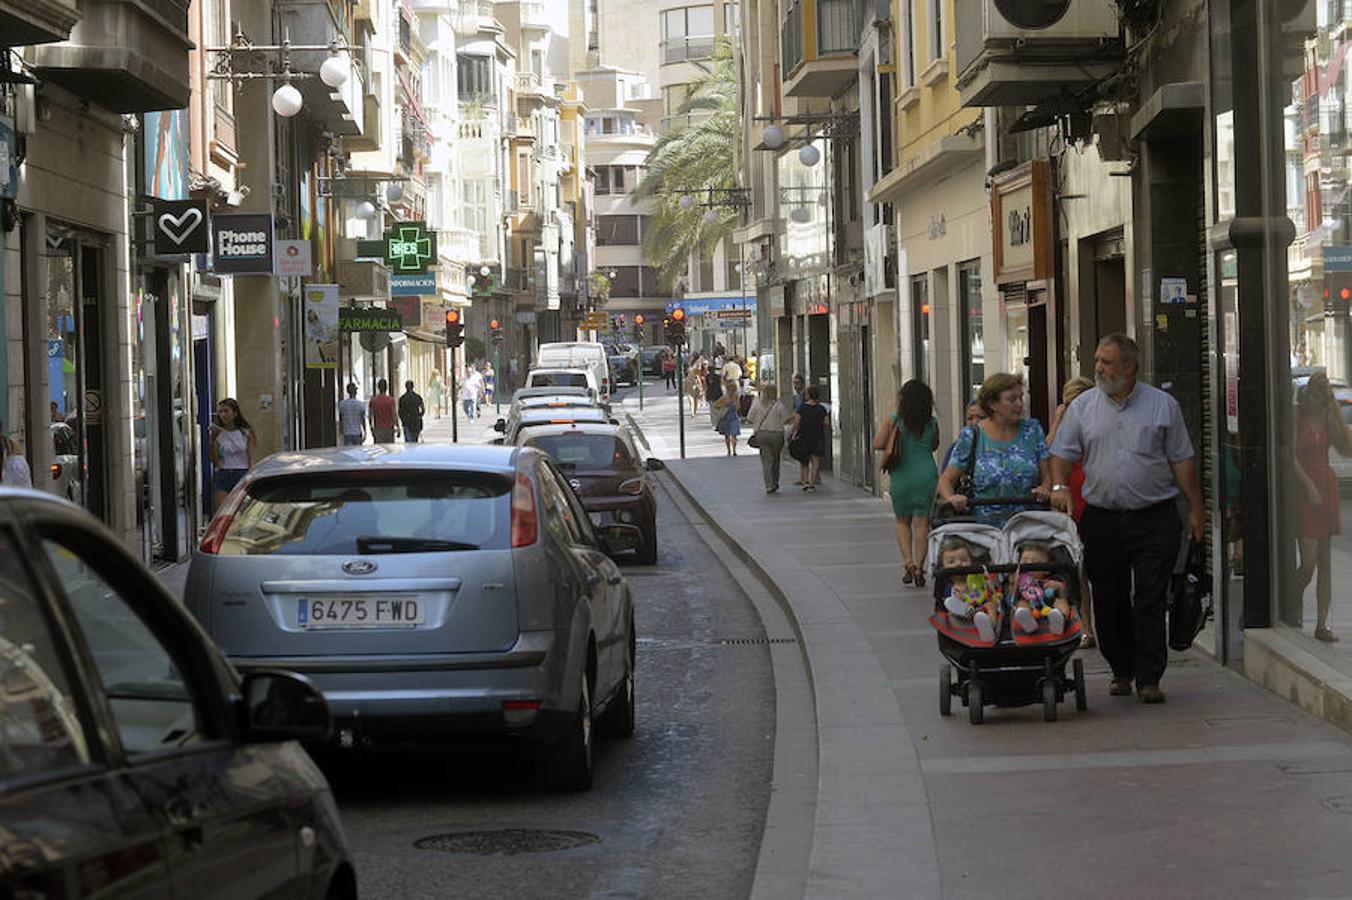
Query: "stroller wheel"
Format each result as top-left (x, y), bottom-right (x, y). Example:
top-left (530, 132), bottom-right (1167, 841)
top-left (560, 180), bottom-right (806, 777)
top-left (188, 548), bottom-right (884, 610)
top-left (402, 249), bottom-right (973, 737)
top-left (940, 665), bottom-right (953, 716)
top-left (1042, 679), bottom-right (1059, 722)
top-left (966, 681), bottom-right (984, 725)
top-left (1073, 658), bottom-right (1088, 712)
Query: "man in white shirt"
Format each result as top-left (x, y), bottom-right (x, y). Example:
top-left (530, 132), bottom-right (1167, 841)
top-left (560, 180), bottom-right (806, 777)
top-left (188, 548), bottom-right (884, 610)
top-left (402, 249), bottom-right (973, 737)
top-left (337, 383), bottom-right (367, 445)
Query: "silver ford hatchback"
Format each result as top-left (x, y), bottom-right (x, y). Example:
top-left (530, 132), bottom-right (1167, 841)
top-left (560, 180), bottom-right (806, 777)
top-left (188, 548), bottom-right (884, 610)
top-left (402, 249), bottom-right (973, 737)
top-left (184, 444), bottom-right (639, 789)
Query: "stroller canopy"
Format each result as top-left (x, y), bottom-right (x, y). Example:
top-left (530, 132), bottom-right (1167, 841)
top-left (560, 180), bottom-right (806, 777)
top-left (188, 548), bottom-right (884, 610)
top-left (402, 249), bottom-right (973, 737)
top-left (928, 522), bottom-right (1004, 572)
top-left (999, 510), bottom-right (1083, 567)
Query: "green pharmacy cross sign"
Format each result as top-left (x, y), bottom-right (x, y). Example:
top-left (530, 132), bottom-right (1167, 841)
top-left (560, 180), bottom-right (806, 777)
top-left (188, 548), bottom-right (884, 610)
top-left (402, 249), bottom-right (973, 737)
top-left (384, 222), bottom-right (437, 274)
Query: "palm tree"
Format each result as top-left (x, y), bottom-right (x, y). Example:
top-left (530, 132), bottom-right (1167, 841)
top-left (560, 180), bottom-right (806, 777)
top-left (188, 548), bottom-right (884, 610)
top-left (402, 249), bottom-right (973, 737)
top-left (635, 38), bottom-right (742, 291)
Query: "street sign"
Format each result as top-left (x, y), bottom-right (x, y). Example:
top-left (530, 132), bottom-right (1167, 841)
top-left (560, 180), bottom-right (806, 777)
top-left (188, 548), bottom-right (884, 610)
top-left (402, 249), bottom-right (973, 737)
top-left (339, 307), bottom-right (403, 332)
top-left (715, 308), bottom-right (752, 319)
top-left (152, 199), bottom-right (210, 255)
top-left (581, 314), bottom-right (608, 329)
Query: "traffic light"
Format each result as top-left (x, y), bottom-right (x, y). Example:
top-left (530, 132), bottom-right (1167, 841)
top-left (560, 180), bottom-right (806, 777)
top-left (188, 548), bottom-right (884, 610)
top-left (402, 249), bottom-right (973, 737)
top-left (445, 308), bottom-right (464, 348)
top-left (1328, 271), bottom-right (1352, 316)
top-left (666, 306), bottom-right (687, 345)
top-left (490, 318), bottom-right (504, 345)
top-left (633, 313), bottom-right (645, 341)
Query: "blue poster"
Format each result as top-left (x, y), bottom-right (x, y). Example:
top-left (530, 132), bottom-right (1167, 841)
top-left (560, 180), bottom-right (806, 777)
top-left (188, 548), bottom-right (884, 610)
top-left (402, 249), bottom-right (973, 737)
top-left (144, 110), bottom-right (188, 200)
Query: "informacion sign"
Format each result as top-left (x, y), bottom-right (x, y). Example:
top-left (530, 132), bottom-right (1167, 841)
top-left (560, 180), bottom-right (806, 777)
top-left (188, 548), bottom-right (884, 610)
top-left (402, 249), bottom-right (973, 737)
top-left (152, 199), bottom-right (210, 255)
top-left (212, 213), bottom-right (274, 274)
top-left (391, 273), bottom-right (438, 296)
top-left (339, 307), bottom-right (403, 332)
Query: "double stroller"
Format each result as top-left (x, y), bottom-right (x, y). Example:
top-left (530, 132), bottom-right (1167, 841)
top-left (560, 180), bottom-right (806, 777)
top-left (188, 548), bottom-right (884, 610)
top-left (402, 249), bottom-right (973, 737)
top-left (927, 504), bottom-right (1088, 724)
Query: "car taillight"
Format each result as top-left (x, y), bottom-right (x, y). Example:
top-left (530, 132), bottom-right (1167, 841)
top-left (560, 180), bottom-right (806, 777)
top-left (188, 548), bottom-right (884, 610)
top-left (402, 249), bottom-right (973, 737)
top-left (618, 478), bottom-right (643, 496)
top-left (511, 473), bottom-right (538, 547)
top-left (199, 481), bottom-right (249, 554)
top-left (49, 463), bottom-right (61, 480)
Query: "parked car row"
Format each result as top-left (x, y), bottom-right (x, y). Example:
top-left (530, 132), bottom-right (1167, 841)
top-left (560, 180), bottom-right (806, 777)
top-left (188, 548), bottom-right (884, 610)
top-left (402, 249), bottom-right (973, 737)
top-left (0, 340), bottom-right (667, 895)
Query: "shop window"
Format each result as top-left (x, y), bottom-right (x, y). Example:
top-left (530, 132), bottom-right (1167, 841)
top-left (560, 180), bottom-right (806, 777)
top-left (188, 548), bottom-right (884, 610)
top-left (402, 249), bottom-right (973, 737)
top-left (910, 273), bottom-right (929, 384)
top-left (958, 260), bottom-right (984, 406)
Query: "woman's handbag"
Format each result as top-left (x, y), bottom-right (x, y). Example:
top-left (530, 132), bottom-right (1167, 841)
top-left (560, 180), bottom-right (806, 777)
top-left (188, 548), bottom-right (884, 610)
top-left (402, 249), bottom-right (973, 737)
top-left (880, 421), bottom-right (901, 473)
top-left (747, 404), bottom-right (773, 449)
top-left (932, 427), bottom-right (979, 519)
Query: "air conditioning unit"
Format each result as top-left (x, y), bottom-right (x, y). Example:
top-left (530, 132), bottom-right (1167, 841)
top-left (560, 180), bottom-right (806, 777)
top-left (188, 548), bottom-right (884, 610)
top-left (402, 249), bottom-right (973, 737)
top-left (954, 0), bottom-right (1124, 108)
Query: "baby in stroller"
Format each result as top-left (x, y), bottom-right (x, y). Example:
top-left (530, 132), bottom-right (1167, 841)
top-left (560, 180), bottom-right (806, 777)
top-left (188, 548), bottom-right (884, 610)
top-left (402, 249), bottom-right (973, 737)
top-left (1011, 542), bottom-right (1072, 636)
top-left (939, 537), bottom-right (1002, 644)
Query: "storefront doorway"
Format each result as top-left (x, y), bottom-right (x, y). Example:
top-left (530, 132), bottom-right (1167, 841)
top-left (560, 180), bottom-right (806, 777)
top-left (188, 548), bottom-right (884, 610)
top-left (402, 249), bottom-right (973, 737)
top-left (45, 227), bottom-right (109, 522)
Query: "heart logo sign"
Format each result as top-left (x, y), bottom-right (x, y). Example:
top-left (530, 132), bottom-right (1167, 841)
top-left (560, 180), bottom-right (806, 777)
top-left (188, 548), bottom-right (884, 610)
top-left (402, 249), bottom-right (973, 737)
top-left (158, 208), bottom-right (202, 246)
top-left (151, 199), bottom-right (210, 255)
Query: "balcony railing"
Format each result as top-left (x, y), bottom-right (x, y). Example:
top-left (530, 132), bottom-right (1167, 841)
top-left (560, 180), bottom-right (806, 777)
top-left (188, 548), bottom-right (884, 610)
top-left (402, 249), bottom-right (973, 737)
top-left (661, 35), bottom-right (716, 64)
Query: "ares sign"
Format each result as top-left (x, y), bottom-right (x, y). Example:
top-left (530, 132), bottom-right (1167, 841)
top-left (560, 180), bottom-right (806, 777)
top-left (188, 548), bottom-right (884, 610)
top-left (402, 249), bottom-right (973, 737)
top-left (383, 221), bottom-right (437, 274)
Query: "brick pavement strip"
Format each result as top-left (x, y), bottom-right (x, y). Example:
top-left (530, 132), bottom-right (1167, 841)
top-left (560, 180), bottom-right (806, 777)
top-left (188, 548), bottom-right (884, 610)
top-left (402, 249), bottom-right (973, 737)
top-left (621, 388), bottom-right (1352, 898)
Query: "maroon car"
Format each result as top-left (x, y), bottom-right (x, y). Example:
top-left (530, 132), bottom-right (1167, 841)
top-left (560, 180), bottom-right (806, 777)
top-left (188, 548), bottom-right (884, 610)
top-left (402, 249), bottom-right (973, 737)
top-left (519, 422), bottom-right (662, 564)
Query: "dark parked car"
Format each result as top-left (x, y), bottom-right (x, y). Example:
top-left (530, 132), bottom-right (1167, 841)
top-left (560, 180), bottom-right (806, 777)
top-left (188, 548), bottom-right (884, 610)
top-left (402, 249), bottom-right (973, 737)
top-left (519, 422), bottom-right (662, 564)
top-left (608, 353), bottom-right (638, 386)
top-left (185, 445), bottom-right (639, 790)
top-left (0, 488), bottom-right (354, 898)
top-left (641, 346), bottom-right (670, 376)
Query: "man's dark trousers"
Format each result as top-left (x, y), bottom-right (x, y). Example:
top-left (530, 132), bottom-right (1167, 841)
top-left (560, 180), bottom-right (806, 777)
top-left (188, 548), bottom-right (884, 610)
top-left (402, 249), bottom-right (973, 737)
top-left (1079, 500), bottom-right (1182, 688)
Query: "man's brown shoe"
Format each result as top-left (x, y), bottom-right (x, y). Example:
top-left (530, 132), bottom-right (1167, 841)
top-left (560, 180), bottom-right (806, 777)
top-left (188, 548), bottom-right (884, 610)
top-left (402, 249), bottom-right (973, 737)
top-left (1109, 678), bottom-right (1133, 697)
top-left (1138, 685), bottom-right (1166, 704)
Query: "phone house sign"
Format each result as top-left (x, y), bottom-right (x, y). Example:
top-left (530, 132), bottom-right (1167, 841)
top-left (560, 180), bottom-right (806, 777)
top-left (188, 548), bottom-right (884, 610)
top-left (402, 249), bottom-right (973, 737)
top-left (212, 213), bottom-right (275, 274)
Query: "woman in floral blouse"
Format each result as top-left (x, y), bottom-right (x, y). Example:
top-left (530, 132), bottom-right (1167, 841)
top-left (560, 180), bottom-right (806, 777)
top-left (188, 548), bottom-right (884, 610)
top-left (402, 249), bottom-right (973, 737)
top-left (936, 373), bottom-right (1052, 519)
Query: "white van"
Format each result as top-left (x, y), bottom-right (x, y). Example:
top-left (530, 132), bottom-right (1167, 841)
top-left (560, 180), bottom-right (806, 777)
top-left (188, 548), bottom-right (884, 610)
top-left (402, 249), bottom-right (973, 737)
top-left (525, 366), bottom-right (601, 400)
top-left (537, 342), bottom-right (611, 401)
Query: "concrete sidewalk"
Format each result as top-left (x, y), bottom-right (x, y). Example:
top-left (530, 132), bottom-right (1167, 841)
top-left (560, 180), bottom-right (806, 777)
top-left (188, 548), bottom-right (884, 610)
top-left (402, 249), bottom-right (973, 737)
top-left (621, 390), bottom-right (1352, 898)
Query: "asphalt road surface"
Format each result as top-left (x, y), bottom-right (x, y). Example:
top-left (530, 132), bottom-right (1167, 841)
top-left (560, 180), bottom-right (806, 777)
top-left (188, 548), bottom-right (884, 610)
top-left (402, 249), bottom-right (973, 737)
top-left (320, 471), bottom-right (776, 899)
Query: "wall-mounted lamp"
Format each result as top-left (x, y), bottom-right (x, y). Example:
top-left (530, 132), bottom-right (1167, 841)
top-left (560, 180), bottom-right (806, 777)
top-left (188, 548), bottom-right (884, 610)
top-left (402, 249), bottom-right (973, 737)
top-left (208, 28), bottom-right (354, 120)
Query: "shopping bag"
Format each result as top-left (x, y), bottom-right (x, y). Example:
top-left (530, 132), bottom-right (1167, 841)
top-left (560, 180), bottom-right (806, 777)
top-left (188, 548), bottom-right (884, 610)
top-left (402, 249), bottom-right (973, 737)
top-left (1168, 539), bottom-right (1212, 651)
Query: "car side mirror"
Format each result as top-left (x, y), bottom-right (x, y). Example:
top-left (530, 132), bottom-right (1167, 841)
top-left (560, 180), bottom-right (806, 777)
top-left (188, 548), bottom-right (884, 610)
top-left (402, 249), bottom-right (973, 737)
top-left (239, 670), bottom-right (332, 744)
top-left (493, 419), bottom-right (506, 433)
top-left (599, 523), bottom-right (644, 556)
top-left (646, 457), bottom-right (666, 472)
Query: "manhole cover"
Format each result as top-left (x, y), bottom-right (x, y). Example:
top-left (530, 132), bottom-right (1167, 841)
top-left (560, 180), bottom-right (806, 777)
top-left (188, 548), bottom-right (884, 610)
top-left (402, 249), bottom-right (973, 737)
top-left (414, 829), bottom-right (600, 856)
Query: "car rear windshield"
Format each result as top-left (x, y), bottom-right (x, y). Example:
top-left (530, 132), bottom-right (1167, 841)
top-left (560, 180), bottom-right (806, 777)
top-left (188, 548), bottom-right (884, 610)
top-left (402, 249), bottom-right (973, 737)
top-left (525, 433), bottom-right (635, 470)
top-left (530, 372), bottom-right (589, 387)
top-left (218, 471), bottom-right (512, 555)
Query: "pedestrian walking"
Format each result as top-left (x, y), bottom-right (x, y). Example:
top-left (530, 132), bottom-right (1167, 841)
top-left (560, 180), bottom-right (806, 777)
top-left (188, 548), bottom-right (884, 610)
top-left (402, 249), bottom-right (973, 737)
top-left (460, 365), bottom-right (480, 419)
top-left (428, 370), bottom-right (445, 419)
top-left (662, 351), bottom-right (677, 389)
top-left (936, 372), bottom-right (1051, 518)
top-left (369, 379), bottom-right (399, 443)
top-left (1293, 371), bottom-right (1352, 642)
top-left (483, 362), bottom-right (496, 406)
top-left (338, 383), bottom-right (367, 446)
top-left (1050, 334), bottom-right (1204, 704)
top-left (399, 380), bottom-right (425, 443)
top-left (1047, 374), bottom-right (1097, 648)
top-left (747, 382), bottom-right (791, 492)
top-left (0, 421), bottom-right (31, 488)
top-left (791, 373), bottom-right (806, 413)
top-left (713, 376), bottom-right (741, 455)
top-left (705, 364), bottom-right (725, 429)
top-left (940, 402), bottom-right (984, 471)
top-left (208, 398), bottom-right (255, 511)
top-left (790, 385), bottom-right (830, 491)
top-left (685, 363), bottom-right (704, 417)
top-left (875, 379), bottom-right (940, 586)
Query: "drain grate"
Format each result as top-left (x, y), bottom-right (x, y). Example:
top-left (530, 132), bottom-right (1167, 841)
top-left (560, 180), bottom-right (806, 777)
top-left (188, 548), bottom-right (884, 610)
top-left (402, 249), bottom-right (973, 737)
top-left (414, 829), bottom-right (600, 856)
top-left (717, 637), bottom-right (798, 646)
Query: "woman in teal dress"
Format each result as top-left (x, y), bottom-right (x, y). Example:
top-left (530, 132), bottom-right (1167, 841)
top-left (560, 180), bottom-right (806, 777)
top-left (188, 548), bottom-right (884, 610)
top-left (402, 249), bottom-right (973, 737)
top-left (875, 379), bottom-right (940, 586)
